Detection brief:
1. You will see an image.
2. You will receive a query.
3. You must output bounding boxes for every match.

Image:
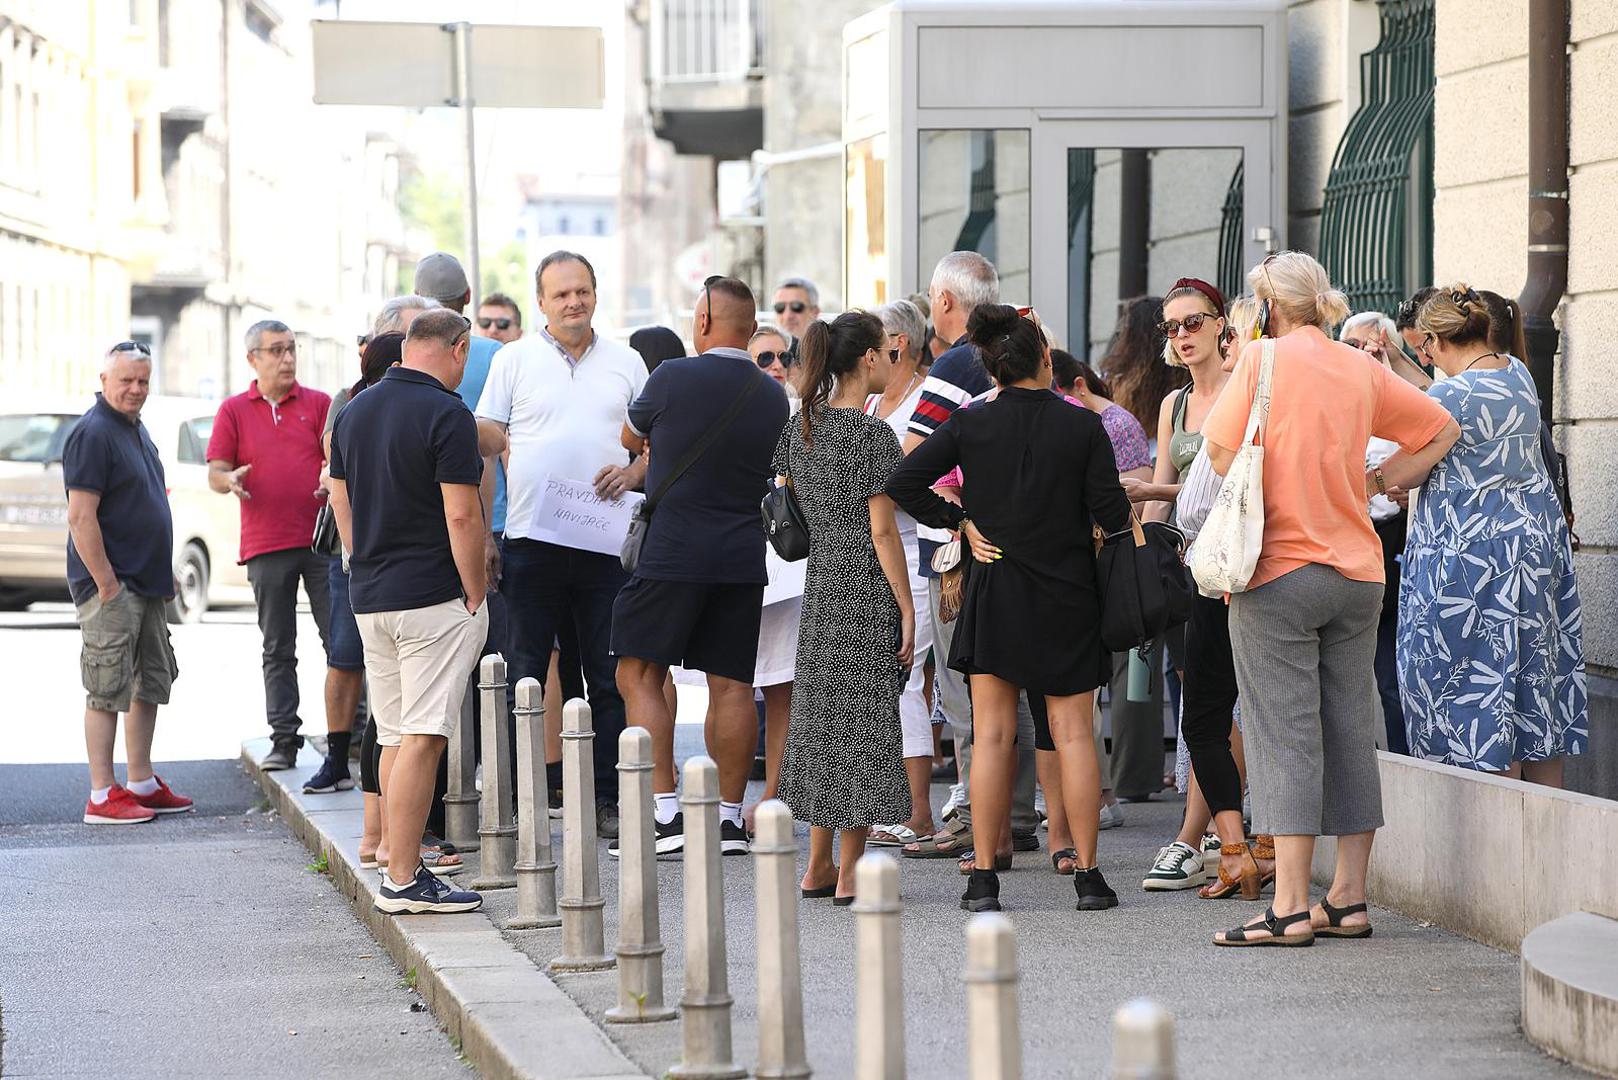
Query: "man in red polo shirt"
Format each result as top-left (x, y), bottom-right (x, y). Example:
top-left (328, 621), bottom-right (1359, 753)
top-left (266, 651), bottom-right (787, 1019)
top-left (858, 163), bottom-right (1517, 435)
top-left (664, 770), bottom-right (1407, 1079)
top-left (207, 319), bottom-right (335, 774)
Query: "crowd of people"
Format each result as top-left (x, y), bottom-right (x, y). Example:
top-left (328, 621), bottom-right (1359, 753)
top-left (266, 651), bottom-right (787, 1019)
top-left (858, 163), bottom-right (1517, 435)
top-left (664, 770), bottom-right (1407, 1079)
top-left (66, 241), bottom-right (1586, 938)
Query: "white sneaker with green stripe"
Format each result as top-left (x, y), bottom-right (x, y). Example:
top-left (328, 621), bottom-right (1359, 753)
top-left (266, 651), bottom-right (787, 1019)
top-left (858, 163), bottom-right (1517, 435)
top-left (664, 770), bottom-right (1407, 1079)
top-left (1142, 841), bottom-right (1210, 891)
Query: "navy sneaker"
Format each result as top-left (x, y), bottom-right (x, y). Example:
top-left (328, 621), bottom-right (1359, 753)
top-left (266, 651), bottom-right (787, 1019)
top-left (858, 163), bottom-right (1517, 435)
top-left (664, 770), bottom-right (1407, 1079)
top-left (302, 756), bottom-right (354, 794)
top-left (607, 811), bottom-right (685, 858)
top-left (720, 818), bottom-right (750, 856)
top-left (375, 862), bottom-right (482, 915)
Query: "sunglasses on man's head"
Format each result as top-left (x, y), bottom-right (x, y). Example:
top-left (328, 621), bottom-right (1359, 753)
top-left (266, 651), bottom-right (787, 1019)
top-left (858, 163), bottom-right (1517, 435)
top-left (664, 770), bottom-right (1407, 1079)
top-left (110, 340), bottom-right (151, 357)
top-left (774, 301), bottom-right (807, 315)
top-left (1157, 312), bottom-right (1219, 337)
top-left (477, 317), bottom-right (513, 331)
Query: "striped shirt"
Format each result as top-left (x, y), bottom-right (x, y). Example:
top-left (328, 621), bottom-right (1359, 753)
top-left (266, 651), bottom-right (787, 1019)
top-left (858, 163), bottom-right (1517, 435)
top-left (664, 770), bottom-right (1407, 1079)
top-left (905, 337), bottom-right (991, 576)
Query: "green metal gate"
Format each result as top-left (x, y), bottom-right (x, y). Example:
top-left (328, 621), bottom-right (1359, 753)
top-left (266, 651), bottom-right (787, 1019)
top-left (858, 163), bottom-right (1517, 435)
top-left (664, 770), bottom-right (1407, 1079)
top-left (1318, 0), bottom-right (1436, 315)
top-left (1217, 161), bottom-right (1245, 302)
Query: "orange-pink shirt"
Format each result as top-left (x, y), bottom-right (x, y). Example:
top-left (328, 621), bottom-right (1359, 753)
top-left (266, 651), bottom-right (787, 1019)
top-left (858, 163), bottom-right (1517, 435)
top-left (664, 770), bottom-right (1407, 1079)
top-left (1201, 327), bottom-right (1451, 590)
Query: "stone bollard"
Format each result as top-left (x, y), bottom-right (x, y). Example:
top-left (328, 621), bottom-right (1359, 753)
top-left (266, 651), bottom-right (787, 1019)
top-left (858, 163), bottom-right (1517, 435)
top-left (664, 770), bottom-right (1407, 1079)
top-left (754, 800), bottom-right (811, 1078)
top-left (668, 755), bottom-right (745, 1080)
top-left (470, 655), bottom-right (516, 889)
top-left (442, 676), bottom-right (480, 852)
top-left (964, 913), bottom-right (1021, 1080)
top-left (506, 676), bottom-right (559, 930)
top-left (1108, 999), bottom-right (1177, 1080)
top-left (853, 854), bottom-right (902, 1080)
top-left (606, 727), bottom-right (675, 1023)
top-left (551, 698), bottom-right (614, 972)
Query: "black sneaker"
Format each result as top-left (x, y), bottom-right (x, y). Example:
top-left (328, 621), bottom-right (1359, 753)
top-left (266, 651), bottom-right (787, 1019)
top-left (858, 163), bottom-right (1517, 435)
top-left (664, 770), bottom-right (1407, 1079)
top-left (547, 787), bottom-right (564, 820)
top-left (720, 819), bottom-right (750, 856)
top-left (374, 862), bottom-right (482, 915)
top-left (596, 798), bottom-right (620, 839)
top-left (961, 868), bottom-right (1001, 912)
top-left (1011, 830), bottom-right (1041, 853)
top-left (302, 756), bottom-right (354, 794)
top-left (1074, 867), bottom-right (1119, 911)
top-left (261, 740), bottom-right (299, 771)
top-left (607, 811), bottom-right (685, 858)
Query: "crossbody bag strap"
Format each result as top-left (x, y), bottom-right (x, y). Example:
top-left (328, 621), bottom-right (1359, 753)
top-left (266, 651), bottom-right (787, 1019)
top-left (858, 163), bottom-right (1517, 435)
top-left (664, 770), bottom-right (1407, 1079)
top-left (644, 371), bottom-right (766, 515)
top-left (1240, 338), bottom-right (1277, 448)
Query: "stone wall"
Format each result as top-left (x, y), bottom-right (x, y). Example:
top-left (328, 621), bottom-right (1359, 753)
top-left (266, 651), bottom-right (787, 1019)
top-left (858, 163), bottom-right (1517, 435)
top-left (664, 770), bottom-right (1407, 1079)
top-left (1432, 0), bottom-right (1618, 797)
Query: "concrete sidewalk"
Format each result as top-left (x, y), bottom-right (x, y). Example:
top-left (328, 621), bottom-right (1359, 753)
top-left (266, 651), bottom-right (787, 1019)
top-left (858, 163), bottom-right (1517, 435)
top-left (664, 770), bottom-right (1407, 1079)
top-left (249, 732), bottom-right (1576, 1080)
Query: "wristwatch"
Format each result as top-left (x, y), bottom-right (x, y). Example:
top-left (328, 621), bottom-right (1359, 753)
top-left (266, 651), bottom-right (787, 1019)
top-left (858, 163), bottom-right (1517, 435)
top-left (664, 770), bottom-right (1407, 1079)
top-left (1371, 466), bottom-right (1387, 496)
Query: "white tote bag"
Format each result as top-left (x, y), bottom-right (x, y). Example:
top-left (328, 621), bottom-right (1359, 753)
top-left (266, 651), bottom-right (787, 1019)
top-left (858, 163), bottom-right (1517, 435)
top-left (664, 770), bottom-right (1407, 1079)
top-left (1188, 338), bottom-right (1275, 595)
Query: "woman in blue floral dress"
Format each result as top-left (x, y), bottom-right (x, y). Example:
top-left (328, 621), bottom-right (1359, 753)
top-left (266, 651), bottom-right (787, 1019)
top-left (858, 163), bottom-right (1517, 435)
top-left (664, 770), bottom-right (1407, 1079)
top-left (1397, 287), bottom-right (1586, 785)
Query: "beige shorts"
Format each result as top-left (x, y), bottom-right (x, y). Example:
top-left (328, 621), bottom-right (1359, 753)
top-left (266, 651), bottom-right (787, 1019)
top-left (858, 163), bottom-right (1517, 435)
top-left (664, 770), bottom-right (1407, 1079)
top-left (77, 586), bottom-right (179, 713)
top-left (355, 597), bottom-right (488, 746)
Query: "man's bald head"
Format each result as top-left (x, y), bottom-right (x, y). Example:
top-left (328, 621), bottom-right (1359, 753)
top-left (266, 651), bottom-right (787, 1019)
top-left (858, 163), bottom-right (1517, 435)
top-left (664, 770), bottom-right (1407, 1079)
top-left (693, 276), bottom-right (758, 354)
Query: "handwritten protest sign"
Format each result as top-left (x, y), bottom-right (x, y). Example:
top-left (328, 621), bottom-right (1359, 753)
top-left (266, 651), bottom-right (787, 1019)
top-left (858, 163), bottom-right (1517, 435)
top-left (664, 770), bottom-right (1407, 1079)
top-left (762, 547), bottom-right (807, 607)
top-left (525, 476), bottom-right (643, 557)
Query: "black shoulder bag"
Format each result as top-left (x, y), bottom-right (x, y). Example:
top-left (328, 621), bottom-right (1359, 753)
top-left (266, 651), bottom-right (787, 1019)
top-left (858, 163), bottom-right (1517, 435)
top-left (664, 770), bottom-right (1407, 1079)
top-left (1093, 512), bottom-right (1194, 654)
top-left (620, 373), bottom-right (765, 575)
top-left (760, 432), bottom-right (810, 561)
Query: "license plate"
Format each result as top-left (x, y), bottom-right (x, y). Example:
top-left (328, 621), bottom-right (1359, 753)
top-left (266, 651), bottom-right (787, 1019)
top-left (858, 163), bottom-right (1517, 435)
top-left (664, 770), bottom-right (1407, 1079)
top-left (2, 502), bottom-right (67, 526)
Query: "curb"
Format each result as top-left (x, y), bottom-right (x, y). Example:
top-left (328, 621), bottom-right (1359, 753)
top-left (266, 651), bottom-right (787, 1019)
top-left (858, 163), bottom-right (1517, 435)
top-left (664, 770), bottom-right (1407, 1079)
top-left (241, 739), bottom-right (650, 1080)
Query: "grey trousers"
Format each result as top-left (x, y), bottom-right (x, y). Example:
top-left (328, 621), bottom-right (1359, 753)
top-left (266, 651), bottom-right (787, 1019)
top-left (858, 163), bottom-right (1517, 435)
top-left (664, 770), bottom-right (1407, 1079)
top-left (247, 546), bottom-right (333, 747)
top-left (929, 577), bottom-right (1039, 834)
top-left (1108, 641), bottom-right (1166, 798)
top-left (1228, 563), bottom-right (1384, 837)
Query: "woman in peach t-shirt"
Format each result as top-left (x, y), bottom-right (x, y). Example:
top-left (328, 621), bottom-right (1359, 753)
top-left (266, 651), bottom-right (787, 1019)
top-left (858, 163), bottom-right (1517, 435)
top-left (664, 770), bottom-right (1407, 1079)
top-left (1200, 252), bottom-right (1458, 948)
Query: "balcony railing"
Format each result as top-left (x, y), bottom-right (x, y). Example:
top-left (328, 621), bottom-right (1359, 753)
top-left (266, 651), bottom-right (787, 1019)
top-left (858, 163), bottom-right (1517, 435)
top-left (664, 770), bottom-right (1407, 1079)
top-left (651, 0), bottom-right (764, 85)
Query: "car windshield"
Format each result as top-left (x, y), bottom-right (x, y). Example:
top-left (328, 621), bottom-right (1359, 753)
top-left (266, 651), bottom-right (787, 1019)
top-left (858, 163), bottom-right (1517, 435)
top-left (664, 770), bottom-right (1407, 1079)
top-left (0, 414), bottom-right (79, 463)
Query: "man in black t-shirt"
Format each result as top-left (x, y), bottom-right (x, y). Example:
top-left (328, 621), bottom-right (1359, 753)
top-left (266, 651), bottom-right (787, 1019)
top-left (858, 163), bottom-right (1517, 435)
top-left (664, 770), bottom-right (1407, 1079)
top-left (329, 309), bottom-right (504, 915)
top-left (612, 276), bottom-right (789, 856)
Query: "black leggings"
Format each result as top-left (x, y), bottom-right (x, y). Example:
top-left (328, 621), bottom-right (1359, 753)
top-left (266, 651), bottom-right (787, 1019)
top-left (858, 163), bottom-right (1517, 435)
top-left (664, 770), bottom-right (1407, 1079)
top-left (1180, 591), bottom-right (1242, 815)
top-left (359, 715), bottom-right (381, 794)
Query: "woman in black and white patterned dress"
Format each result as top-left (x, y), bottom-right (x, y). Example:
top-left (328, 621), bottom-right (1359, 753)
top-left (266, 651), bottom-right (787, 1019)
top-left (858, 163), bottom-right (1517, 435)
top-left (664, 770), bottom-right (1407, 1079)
top-left (774, 311), bottom-right (915, 905)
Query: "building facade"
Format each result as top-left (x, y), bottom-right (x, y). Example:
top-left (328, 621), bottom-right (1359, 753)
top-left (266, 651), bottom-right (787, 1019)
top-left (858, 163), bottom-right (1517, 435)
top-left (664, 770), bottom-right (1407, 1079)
top-left (0, 0), bottom-right (409, 403)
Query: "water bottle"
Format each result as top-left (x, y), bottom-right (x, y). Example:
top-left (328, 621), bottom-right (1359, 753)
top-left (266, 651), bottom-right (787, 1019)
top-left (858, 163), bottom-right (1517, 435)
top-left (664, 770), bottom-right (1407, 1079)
top-left (1126, 647), bottom-right (1152, 703)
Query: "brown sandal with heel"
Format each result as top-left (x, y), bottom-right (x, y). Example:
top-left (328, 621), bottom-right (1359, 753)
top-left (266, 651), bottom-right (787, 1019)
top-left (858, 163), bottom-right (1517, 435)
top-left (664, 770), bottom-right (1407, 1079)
top-left (1251, 834), bottom-right (1277, 891)
top-left (1197, 840), bottom-right (1262, 900)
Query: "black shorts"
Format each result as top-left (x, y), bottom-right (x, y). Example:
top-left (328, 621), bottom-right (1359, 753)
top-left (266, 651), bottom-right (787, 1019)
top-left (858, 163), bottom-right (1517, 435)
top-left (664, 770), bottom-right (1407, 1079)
top-left (610, 577), bottom-right (765, 684)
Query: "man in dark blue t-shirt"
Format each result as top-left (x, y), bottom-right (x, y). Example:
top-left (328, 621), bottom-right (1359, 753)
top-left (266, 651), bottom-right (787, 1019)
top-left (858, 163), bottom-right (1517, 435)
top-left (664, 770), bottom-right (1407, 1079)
top-left (612, 276), bottom-right (789, 856)
top-left (329, 309), bottom-right (500, 916)
top-left (64, 342), bottom-right (193, 825)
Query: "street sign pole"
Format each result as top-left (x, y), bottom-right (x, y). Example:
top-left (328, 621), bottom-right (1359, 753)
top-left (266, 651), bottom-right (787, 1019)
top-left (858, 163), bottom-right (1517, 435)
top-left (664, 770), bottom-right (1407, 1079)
top-left (449, 22), bottom-right (481, 313)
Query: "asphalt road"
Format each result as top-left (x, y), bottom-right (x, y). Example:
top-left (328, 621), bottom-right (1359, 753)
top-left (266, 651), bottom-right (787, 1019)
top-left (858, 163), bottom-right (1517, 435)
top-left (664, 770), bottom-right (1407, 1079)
top-left (0, 760), bottom-right (470, 1079)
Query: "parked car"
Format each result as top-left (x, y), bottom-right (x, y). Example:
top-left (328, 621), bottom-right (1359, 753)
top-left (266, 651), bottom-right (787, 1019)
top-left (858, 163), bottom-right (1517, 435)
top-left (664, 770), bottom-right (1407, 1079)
top-left (0, 396), bottom-right (253, 622)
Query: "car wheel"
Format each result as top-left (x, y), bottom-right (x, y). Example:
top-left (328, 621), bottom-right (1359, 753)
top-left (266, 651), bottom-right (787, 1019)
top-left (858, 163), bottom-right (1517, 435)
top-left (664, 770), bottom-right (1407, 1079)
top-left (167, 542), bottom-right (210, 624)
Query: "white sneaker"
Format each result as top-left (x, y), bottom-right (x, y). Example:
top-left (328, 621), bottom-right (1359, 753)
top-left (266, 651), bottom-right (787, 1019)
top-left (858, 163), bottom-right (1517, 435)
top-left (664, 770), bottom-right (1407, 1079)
top-left (1142, 841), bottom-right (1208, 890)
top-left (1098, 801), bottom-right (1124, 830)
top-left (940, 783), bottom-right (967, 823)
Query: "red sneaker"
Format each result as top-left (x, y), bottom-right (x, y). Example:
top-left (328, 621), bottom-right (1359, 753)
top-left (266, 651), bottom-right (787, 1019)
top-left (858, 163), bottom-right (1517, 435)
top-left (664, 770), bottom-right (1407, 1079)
top-left (129, 776), bottom-right (195, 815)
top-left (84, 785), bottom-right (157, 825)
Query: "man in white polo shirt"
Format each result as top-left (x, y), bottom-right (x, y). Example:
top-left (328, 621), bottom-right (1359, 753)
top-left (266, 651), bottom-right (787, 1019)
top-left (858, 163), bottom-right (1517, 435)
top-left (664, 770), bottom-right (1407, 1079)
top-left (475, 251), bottom-right (648, 838)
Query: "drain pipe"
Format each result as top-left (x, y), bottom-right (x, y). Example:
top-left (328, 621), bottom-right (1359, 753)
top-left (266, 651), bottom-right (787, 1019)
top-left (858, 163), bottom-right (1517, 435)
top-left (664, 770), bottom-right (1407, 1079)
top-left (1518, 0), bottom-right (1570, 422)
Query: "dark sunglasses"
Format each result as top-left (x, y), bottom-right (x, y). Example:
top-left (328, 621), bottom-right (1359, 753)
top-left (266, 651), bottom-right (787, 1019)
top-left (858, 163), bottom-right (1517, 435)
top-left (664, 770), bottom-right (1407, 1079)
top-left (356, 334), bottom-right (371, 349)
top-left (774, 301), bottom-right (807, 315)
top-left (110, 340), bottom-right (151, 357)
top-left (477, 317), bottom-right (513, 331)
top-left (755, 351), bottom-right (785, 368)
top-left (1156, 312), bottom-right (1220, 337)
top-left (887, 348), bottom-right (900, 362)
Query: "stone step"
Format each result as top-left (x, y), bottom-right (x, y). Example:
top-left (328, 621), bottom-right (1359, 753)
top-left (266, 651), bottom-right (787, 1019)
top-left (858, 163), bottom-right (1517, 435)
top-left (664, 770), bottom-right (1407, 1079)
top-left (1521, 912), bottom-right (1618, 1078)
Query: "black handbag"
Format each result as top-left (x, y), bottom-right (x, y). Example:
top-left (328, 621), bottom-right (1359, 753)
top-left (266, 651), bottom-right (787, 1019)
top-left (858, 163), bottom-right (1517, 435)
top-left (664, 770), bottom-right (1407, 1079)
top-left (311, 500), bottom-right (342, 557)
top-left (1093, 513), bottom-right (1193, 655)
top-left (760, 432), bottom-right (809, 561)
top-left (620, 371), bottom-right (765, 575)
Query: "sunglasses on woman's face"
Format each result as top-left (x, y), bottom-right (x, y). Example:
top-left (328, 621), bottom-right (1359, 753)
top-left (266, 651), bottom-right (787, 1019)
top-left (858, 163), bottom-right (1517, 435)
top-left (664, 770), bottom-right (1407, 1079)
top-left (1157, 313), bottom-right (1218, 337)
top-left (477, 317), bottom-right (513, 330)
top-left (774, 301), bottom-right (807, 315)
top-left (755, 351), bottom-right (787, 368)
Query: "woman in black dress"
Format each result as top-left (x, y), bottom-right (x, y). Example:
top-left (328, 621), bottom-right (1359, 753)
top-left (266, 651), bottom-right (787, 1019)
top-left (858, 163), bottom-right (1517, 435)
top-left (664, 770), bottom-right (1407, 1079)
top-left (774, 311), bottom-right (916, 904)
top-left (887, 305), bottom-right (1133, 912)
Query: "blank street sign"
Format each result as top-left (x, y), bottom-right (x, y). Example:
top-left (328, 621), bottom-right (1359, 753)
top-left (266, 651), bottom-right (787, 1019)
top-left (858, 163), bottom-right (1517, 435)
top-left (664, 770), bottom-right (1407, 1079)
top-left (311, 20), bottom-right (605, 109)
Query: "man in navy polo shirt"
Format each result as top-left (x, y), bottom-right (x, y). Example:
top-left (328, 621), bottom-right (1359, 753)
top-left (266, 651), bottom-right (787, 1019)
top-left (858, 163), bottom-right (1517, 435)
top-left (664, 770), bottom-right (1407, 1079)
top-left (207, 319), bottom-right (334, 774)
top-left (65, 342), bottom-right (193, 824)
top-left (329, 309), bottom-right (498, 914)
top-left (612, 276), bottom-right (789, 857)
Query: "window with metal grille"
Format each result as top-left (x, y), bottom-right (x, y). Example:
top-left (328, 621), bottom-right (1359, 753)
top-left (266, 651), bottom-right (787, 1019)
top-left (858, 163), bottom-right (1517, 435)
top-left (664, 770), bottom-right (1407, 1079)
top-left (1318, 0), bottom-right (1436, 316)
